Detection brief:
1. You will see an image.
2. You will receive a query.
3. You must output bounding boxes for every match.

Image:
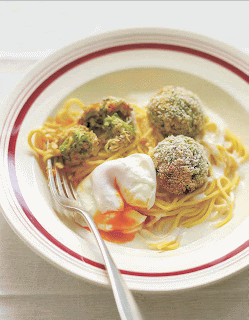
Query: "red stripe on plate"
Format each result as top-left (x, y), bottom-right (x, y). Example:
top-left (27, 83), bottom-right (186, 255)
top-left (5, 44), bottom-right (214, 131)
top-left (7, 43), bottom-right (249, 277)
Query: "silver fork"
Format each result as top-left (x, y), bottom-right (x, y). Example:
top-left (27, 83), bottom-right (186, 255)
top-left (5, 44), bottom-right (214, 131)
top-left (47, 157), bottom-right (143, 320)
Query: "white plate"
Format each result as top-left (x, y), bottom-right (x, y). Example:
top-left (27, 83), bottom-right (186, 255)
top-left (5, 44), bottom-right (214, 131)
top-left (0, 28), bottom-right (248, 292)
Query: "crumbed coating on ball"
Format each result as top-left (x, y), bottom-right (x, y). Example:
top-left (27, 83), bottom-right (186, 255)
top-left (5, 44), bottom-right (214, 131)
top-left (147, 86), bottom-right (206, 138)
top-left (152, 135), bottom-right (209, 195)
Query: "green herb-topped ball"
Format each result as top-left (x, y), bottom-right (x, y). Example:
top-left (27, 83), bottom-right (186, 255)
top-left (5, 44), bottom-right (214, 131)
top-left (147, 86), bottom-right (206, 138)
top-left (151, 135), bottom-right (209, 195)
top-left (78, 96), bottom-right (136, 152)
top-left (78, 96), bottom-right (135, 133)
top-left (103, 114), bottom-right (136, 152)
top-left (59, 125), bottom-right (99, 164)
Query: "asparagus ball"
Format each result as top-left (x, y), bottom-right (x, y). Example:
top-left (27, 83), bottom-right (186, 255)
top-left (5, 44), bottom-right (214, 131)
top-left (152, 135), bottom-right (209, 195)
top-left (147, 86), bottom-right (206, 138)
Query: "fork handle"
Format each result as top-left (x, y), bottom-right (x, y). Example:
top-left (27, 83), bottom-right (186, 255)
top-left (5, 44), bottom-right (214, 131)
top-left (75, 208), bottom-right (143, 320)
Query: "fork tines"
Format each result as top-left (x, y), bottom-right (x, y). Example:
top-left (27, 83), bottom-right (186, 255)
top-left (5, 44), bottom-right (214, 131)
top-left (47, 156), bottom-right (76, 201)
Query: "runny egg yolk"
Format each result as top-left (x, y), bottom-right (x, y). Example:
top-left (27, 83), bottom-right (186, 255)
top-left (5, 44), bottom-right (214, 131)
top-left (94, 209), bottom-right (137, 232)
top-left (93, 210), bottom-right (137, 243)
top-left (97, 230), bottom-right (137, 243)
top-left (93, 183), bottom-right (145, 243)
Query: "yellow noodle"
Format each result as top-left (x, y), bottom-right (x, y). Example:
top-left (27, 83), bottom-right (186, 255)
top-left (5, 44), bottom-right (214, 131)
top-left (216, 201), bottom-right (234, 228)
top-left (149, 239), bottom-right (176, 250)
top-left (182, 198), bottom-right (215, 228)
top-left (28, 98), bottom-right (248, 251)
top-left (65, 98), bottom-right (85, 110)
top-left (165, 240), bottom-right (181, 250)
top-left (86, 159), bottom-right (106, 165)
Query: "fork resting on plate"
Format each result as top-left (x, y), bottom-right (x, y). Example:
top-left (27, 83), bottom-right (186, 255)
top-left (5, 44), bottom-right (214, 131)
top-left (47, 156), bottom-right (143, 320)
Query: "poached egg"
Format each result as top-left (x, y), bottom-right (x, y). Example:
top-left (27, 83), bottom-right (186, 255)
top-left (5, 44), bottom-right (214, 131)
top-left (76, 154), bottom-right (157, 241)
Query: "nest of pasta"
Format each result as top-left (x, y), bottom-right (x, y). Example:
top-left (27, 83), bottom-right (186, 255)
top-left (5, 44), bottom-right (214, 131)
top-left (28, 87), bottom-right (248, 251)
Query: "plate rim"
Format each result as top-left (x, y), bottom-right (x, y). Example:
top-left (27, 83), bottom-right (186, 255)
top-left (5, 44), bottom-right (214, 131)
top-left (0, 27), bottom-right (248, 292)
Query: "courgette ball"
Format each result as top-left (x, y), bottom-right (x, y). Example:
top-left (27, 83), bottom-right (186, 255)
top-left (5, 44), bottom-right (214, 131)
top-left (147, 86), bottom-right (206, 138)
top-left (151, 135), bottom-right (209, 195)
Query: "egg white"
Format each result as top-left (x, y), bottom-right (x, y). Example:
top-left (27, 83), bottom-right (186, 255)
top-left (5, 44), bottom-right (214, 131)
top-left (76, 154), bottom-right (157, 232)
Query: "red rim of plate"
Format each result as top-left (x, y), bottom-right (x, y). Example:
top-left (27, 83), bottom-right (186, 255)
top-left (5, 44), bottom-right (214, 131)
top-left (5, 43), bottom-right (249, 277)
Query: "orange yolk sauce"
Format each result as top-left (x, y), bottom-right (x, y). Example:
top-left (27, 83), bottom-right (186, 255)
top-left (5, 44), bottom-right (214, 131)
top-left (93, 206), bottom-right (138, 243)
top-left (84, 181), bottom-right (147, 244)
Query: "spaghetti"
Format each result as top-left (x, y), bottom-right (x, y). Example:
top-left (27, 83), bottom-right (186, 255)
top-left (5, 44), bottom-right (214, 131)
top-left (28, 97), bottom-right (248, 250)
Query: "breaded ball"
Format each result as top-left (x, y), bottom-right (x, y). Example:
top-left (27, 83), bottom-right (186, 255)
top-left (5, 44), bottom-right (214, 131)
top-left (151, 135), bottom-right (209, 195)
top-left (147, 86), bottom-right (206, 138)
